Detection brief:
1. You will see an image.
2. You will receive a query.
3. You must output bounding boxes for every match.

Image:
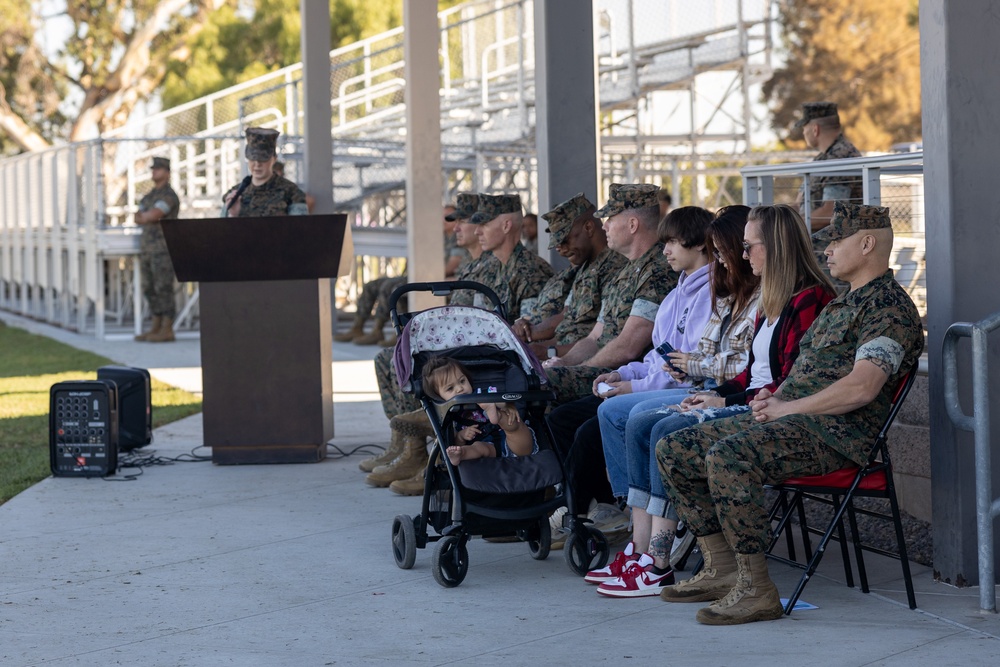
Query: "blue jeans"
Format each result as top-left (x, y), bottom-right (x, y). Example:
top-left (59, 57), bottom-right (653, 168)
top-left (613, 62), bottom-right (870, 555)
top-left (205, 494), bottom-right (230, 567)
top-left (626, 403), bottom-right (752, 515)
top-left (597, 387), bottom-right (696, 513)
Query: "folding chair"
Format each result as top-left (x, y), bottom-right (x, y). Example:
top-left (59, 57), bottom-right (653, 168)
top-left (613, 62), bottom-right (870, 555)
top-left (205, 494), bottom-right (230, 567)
top-left (766, 367), bottom-right (919, 614)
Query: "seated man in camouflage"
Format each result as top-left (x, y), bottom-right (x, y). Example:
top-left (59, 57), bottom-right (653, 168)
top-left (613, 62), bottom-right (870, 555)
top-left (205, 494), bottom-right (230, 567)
top-left (655, 202), bottom-right (923, 625)
top-left (543, 184), bottom-right (677, 532)
top-left (544, 184), bottom-right (677, 403)
top-left (468, 193), bottom-right (554, 321)
top-left (511, 193), bottom-right (625, 360)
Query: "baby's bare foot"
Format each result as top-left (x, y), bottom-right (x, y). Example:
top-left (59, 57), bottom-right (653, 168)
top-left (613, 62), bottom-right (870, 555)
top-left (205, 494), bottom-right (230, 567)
top-left (447, 446), bottom-right (464, 466)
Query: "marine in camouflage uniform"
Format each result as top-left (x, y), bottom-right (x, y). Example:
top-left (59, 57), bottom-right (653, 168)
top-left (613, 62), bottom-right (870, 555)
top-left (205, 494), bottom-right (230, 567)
top-left (222, 127), bottom-right (308, 217)
top-left (467, 193), bottom-right (553, 321)
top-left (656, 202), bottom-right (923, 555)
top-left (137, 157), bottom-right (180, 320)
top-left (794, 102), bottom-right (862, 291)
top-left (523, 192), bottom-right (628, 348)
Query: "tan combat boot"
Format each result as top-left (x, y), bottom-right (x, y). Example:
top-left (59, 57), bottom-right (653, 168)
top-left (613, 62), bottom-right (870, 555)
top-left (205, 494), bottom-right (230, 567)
top-left (388, 467), bottom-right (426, 496)
top-left (358, 427), bottom-right (404, 472)
top-left (146, 316), bottom-right (175, 342)
top-left (695, 553), bottom-right (784, 625)
top-left (365, 411), bottom-right (434, 487)
top-left (333, 316), bottom-right (367, 343)
top-left (378, 333), bottom-right (398, 348)
top-left (135, 315), bottom-right (162, 342)
top-left (659, 532), bottom-right (738, 603)
top-left (353, 317), bottom-right (387, 345)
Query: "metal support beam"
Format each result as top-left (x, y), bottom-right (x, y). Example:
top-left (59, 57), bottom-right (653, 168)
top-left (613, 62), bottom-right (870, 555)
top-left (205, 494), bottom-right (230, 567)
top-left (533, 0), bottom-right (599, 266)
top-left (921, 0), bottom-right (1000, 587)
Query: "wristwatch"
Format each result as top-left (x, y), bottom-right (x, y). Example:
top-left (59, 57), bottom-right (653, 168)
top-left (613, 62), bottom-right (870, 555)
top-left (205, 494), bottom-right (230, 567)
top-left (547, 346), bottom-right (557, 359)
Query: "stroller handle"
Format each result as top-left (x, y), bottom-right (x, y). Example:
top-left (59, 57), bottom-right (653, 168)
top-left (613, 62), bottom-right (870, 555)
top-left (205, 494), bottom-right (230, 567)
top-left (389, 281), bottom-right (508, 331)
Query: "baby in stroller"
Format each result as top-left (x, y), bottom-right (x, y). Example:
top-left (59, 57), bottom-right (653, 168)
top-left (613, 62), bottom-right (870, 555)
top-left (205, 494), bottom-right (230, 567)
top-left (421, 356), bottom-right (538, 465)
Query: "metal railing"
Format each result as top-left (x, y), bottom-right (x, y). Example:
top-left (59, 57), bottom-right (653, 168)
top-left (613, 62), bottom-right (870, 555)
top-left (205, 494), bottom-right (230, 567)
top-left (1, 0), bottom-right (777, 336)
top-left (741, 151), bottom-right (927, 317)
top-left (943, 311), bottom-right (1000, 612)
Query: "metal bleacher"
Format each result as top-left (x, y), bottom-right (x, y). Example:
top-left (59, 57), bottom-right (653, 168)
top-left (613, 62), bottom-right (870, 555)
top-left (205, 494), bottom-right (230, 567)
top-left (0, 0), bottom-right (778, 336)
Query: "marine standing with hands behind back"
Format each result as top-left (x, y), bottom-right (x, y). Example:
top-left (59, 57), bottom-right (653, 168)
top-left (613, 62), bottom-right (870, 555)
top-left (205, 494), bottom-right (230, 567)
top-left (222, 127), bottom-right (308, 218)
top-left (134, 157), bottom-right (180, 343)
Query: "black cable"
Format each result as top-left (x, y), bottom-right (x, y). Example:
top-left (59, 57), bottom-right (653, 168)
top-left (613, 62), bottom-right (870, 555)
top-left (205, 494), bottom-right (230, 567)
top-left (101, 445), bottom-right (212, 481)
top-left (326, 442), bottom-right (386, 459)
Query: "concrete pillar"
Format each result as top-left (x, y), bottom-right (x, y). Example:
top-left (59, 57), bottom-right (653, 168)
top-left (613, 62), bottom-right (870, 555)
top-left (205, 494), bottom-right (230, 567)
top-left (921, 0), bottom-right (1000, 585)
top-left (533, 0), bottom-right (600, 267)
top-left (300, 1), bottom-right (334, 214)
top-left (299, 0), bottom-right (334, 441)
top-left (404, 0), bottom-right (444, 311)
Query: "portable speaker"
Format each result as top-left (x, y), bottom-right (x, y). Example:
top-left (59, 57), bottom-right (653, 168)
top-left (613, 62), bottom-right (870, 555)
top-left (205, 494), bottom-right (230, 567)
top-left (97, 365), bottom-right (152, 451)
top-left (50, 380), bottom-right (119, 477)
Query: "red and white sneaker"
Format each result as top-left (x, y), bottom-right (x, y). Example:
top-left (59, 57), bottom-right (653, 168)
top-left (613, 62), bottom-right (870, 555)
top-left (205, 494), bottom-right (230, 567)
top-left (584, 541), bottom-right (639, 584)
top-left (596, 554), bottom-right (675, 598)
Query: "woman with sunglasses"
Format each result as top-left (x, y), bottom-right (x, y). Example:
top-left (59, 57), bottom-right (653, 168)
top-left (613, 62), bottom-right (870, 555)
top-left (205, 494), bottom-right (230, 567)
top-left (588, 204), bottom-right (835, 598)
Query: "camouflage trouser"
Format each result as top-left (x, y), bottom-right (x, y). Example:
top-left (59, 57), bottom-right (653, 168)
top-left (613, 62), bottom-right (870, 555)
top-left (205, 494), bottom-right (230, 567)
top-left (544, 364), bottom-right (613, 404)
top-left (140, 247), bottom-right (176, 319)
top-left (357, 275), bottom-right (407, 321)
top-left (374, 346), bottom-right (421, 420)
top-left (654, 411), bottom-right (852, 554)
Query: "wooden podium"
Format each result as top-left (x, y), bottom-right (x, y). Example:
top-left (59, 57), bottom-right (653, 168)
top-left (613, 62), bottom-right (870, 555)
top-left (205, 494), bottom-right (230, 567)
top-left (162, 215), bottom-right (347, 464)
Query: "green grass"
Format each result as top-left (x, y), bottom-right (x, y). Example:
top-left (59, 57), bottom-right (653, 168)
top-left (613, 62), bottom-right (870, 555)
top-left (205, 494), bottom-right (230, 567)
top-left (0, 321), bottom-right (202, 504)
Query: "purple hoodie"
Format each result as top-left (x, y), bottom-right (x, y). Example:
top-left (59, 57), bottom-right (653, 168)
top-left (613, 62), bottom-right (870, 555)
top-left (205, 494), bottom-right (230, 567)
top-left (615, 262), bottom-right (714, 393)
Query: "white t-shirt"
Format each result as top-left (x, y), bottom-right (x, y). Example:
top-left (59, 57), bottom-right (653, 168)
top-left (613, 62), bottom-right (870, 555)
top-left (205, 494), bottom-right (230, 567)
top-left (748, 316), bottom-right (780, 389)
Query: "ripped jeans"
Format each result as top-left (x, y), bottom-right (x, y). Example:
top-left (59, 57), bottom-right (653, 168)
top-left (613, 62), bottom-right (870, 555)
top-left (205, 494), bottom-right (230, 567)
top-left (624, 402), bottom-right (749, 517)
top-left (596, 382), bottom-right (715, 518)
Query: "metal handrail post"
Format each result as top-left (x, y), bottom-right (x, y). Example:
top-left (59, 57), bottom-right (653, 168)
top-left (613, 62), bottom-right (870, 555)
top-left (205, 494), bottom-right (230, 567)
top-left (943, 311), bottom-right (1000, 612)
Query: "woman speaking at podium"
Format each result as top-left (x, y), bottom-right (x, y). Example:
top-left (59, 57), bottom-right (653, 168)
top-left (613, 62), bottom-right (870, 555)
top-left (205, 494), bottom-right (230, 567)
top-left (222, 127), bottom-right (309, 217)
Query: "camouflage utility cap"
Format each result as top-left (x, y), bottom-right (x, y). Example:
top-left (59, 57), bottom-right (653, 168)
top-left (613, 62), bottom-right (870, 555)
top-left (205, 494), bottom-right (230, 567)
top-left (470, 193), bottom-right (522, 224)
top-left (542, 192), bottom-right (595, 248)
top-left (446, 193), bottom-right (480, 221)
top-left (245, 127), bottom-right (280, 161)
top-left (814, 201), bottom-right (891, 242)
top-left (595, 183), bottom-right (660, 219)
top-left (794, 101), bottom-right (839, 128)
top-left (151, 157), bottom-right (171, 171)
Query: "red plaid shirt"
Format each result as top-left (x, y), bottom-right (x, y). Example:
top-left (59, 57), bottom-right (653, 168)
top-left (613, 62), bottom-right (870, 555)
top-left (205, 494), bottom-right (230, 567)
top-left (715, 284), bottom-right (834, 406)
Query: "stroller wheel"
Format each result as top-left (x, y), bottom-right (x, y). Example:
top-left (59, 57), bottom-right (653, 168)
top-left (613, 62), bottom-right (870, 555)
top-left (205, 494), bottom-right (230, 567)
top-left (527, 517), bottom-right (551, 561)
top-left (433, 535), bottom-right (469, 588)
top-left (391, 515), bottom-right (417, 570)
top-left (564, 525), bottom-right (610, 576)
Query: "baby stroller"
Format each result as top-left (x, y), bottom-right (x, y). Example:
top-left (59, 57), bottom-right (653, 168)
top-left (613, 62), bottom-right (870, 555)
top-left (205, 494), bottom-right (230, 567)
top-left (387, 280), bottom-right (611, 587)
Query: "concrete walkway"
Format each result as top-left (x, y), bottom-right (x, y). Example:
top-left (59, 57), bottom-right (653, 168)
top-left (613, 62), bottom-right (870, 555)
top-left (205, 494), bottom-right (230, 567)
top-left (1, 312), bottom-right (999, 666)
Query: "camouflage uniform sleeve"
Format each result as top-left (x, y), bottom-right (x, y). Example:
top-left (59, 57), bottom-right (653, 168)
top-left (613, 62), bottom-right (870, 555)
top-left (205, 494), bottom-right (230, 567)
top-left (284, 179), bottom-right (308, 216)
top-left (504, 246), bottom-right (553, 321)
top-left (160, 186), bottom-right (181, 219)
top-left (631, 253), bottom-right (677, 322)
top-left (853, 280), bottom-right (923, 377)
top-left (528, 266), bottom-right (576, 324)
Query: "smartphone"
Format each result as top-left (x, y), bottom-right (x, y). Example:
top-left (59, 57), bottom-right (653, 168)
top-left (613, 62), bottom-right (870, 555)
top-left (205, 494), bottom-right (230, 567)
top-left (655, 340), bottom-right (680, 372)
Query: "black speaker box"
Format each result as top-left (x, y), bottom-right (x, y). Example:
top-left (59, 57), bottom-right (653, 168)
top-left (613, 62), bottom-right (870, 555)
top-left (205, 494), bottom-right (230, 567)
top-left (97, 365), bottom-right (152, 452)
top-left (50, 380), bottom-right (119, 477)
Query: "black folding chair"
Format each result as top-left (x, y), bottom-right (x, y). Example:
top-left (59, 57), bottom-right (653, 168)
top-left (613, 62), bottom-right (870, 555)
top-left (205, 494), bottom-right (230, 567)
top-left (765, 367), bottom-right (919, 614)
